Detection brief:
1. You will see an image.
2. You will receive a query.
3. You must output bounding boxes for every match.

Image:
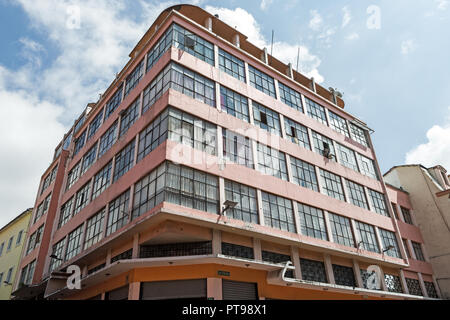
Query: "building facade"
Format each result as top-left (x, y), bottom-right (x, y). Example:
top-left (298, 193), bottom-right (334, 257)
top-left (0, 208), bottom-right (32, 300)
top-left (13, 5), bottom-right (440, 300)
top-left (385, 165), bottom-right (450, 299)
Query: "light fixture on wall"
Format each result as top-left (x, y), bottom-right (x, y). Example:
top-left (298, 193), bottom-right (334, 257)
top-left (221, 200), bottom-right (238, 216)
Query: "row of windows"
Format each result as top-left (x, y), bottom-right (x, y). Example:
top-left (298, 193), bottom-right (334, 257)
top-left (0, 229), bottom-right (25, 257)
top-left (40, 165), bottom-right (58, 195)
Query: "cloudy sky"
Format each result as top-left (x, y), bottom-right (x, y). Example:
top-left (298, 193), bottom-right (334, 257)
top-left (0, 0), bottom-right (449, 228)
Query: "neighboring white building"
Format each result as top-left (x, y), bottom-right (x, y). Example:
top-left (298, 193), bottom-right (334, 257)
top-left (384, 165), bottom-right (450, 299)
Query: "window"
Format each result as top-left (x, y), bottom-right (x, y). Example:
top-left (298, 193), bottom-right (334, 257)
top-left (58, 197), bottom-right (74, 228)
top-left (261, 192), bottom-right (296, 233)
top-left (168, 63), bottom-right (216, 107)
top-left (65, 225), bottom-right (84, 261)
top-left (220, 86), bottom-right (249, 122)
top-left (424, 281), bottom-right (439, 298)
top-left (132, 163), bottom-right (166, 219)
top-left (7, 236), bottom-right (13, 251)
top-left (257, 143), bottom-right (288, 181)
top-left (113, 140), bottom-right (135, 182)
top-left (26, 224), bottom-right (44, 255)
top-left (222, 129), bottom-right (253, 168)
top-left (312, 131), bottom-right (336, 160)
top-left (5, 267), bottom-right (14, 284)
top-left (224, 180), bottom-right (258, 224)
top-left (16, 230), bottom-right (23, 245)
top-left (41, 166), bottom-right (57, 195)
top-left (92, 161), bottom-right (112, 200)
top-left (98, 120), bottom-right (118, 159)
top-left (350, 123), bottom-right (369, 147)
top-left (146, 23), bottom-right (175, 72)
top-left (167, 108), bottom-right (216, 156)
top-left (357, 154), bottom-right (378, 180)
top-left (140, 242), bottom-right (212, 258)
top-left (319, 169), bottom-right (345, 201)
top-left (279, 82), bottom-right (303, 112)
top-left (81, 142), bottom-right (97, 175)
top-left (172, 23), bottom-right (214, 65)
top-left (298, 203), bottom-right (328, 240)
top-left (368, 189), bottom-right (389, 216)
top-left (111, 249), bottom-right (133, 263)
top-left (49, 239), bottom-right (66, 272)
top-left (84, 208), bottom-right (105, 249)
top-left (248, 65), bottom-right (276, 98)
top-left (333, 265), bottom-right (356, 287)
top-left (346, 180), bottom-right (369, 209)
top-left (34, 194), bottom-right (51, 224)
top-left (105, 87), bottom-right (123, 120)
top-left (355, 221), bottom-right (380, 253)
top-left (328, 213), bottom-right (354, 247)
top-left (384, 274), bottom-right (403, 293)
top-left (142, 61), bottom-right (170, 114)
top-left (305, 97), bottom-right (328, 125)
top-left (336, 143), bottom-right (359, 172)
top-left (73, 130), bottom-right (87, 156)
top-left (252, 101), bottom-right (281, 136)
top-left (74, 115), bottom-right (86, 134)
top-left (73, 182), bottom-right (90, 215)
top-left (262, 251), bottom-right (294, 278)
top-left (66, 161), bottom-right (81, 191)
top-left (284, 117), bottom-right (311, 150)
top-left (222, 242), bottom-right (254, 260)
top-left (218, 48), bottom-right (246, 82)
top-left (300, 258), bottom-right (327, 283)
top-left (401, 207), bottom-right (414, 225)
top-left (106, 189), bottom-right (130, 236)
top-left (328, 111), bottom-right (349, 137)
top-left (124, 59), bottom-right (145, 97)
top-left (290, 157), bottom-right (318, 192)
top-left (379, 229), bottom-right (401, 258)
top-left (406, 278), bottom-right (423, 296)
top-left (391, 203), bottom-right (399, 219)
top-left (119, 97), bottom-right (140, 137)
top-left (411, 241), bottom-right (425, 261)
top-left (137, 109), bottom-right (169, 161)
top-left (165, 162), bottom-right (219, 214)
top-left (87, 108), bottom-right (104, 141)
top-left (19, 260), bottom-right (36, 287)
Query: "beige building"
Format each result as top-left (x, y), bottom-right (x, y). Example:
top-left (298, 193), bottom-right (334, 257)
top-left (384, 165), bottom-right (450, 299)
top-left (0, 209), bottom-right (33, 300)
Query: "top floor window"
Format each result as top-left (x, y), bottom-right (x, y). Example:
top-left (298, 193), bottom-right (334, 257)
top-left (104, 86), bottom-right (123, 120)
top-left (172, 23), bottom-right (214, 66)
top-left (248, 65), bottom-right (276, 98)
top-left (124, 59), bottom-right (145, 97)
top-left (305, 97), bottom-right (328, 126)
top-left (278, 82), bottom-right (303, 112)
top-left (219, 48), bottom-right (246, 82)
top-left (329, 111), bottom-right (349, 137)
top-left (350, 123), bottom-right (369, 147)
top-left (87, 108), bottom-right (104, 141)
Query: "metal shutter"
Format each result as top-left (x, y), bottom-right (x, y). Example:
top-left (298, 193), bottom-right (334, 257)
top-left (222, 280), bottom-right (258, 300)
top-left (106, 285), bottom-right (129, 300)
top-left (140, 279), bottom-right (206, 300)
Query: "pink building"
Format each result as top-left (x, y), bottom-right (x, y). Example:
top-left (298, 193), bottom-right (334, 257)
top-left (13, 4), bottom-right (440, 300)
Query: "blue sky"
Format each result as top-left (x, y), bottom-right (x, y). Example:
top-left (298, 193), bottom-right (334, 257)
top-left (0, 0), bottom-right (449, 227)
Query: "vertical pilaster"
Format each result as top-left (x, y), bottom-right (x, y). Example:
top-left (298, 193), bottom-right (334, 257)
top-left (291, 201), bottom-right (301, 235)
top-left (323, 211), bottom-right (334, 242)
top-left (290, 246), bottom-right (302, 280)
top-left (132, 233), bottom-right (139, 259)
top-left (253, 238), bottom-right (262, 261)
top-left (323, 254), bottom-right (335, 284)
top-left (128, 282), bottom-right (140, 300)
top-left (353, 260), bottom-right (364, 288)
top-left (212, 229), bottom-right (222, 255)
top-left (285, 154), bottom-right (293, 183)
top-left (399, 269), bottom-right (409, 295)
top-left (417, 273), bottom-right (428, 298)
top-left (256, 190), bottom-right (265, 227)
top-left (207, 278), bottom-right (223, 300)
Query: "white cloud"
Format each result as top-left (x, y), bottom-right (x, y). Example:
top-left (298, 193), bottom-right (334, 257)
top-left (0, 66), bottom-right (67, 228)
top-left (260, 0), bottom-right (273, 11)
top-left (405, 108), bottom-right (450, 169)
top-left (345, 32), bottom-right (359, 40)
top-left (342, 6), bottom-right (351, 28)
top-left (205, 6), bottom-right (324, 83)
top-left (436, 0), bottom-right (449, 10)
top-left (309, 9), bottom-right (323, 31)
top-left (401, 39), bottom-right (417, 55)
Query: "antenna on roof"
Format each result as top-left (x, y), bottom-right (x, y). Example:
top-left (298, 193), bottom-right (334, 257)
top-left (296, 47), bottom-right (300, 73)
